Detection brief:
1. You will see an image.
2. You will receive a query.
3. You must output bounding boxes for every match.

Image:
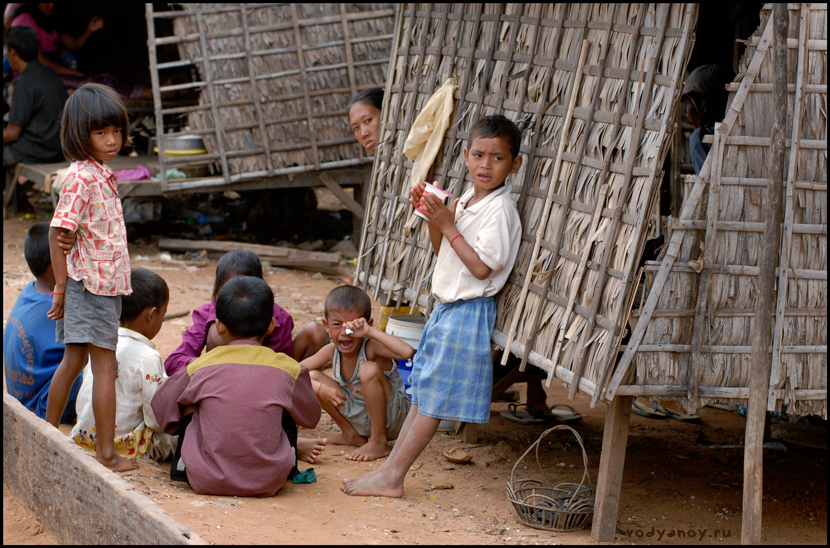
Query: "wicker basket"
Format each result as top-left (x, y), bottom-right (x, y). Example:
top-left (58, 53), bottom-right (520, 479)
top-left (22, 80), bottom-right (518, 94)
top-left (507, 425), bottom-right (594, 532)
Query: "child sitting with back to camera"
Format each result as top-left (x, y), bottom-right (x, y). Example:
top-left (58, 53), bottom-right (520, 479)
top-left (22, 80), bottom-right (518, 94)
top-left (45, 82), bottom-right (137, 472)
top-left (342, 114), bottom-right (523, 497)
top-left (71, 267), bottom-right (178, 461)
top-left (152, 276), bottom-right (321, 497)
top-left (164, 248), bottom-right (328, 463)
top-left (302, 285), bottom-right (414, 462)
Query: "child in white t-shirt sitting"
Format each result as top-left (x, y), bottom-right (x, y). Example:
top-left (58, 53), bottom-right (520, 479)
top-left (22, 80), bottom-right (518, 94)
top-left (72, 268), bottom-right (177, 461)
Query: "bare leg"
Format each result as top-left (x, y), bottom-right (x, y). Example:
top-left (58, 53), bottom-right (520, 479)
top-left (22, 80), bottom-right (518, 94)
top-left (44, 345), bottom-right (89, 426)
top-left (341, 405), bottom-right (439, 497)
top-left (293, 321), bottom-right (330, 362)
top-left (87, 344), bottom-right (137, 472)
top-left (345, 361), bottom-right (393, 462)
top-left (309, 370), bottom-right (367, 447)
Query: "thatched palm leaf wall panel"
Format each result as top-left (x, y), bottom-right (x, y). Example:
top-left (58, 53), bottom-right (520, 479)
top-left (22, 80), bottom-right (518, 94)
top-left (616, 4), bottom-right (826, 418)
top-left (164, 3), bottom-right (396, 182)
top-left (356, 3), bottom-right (697, 400)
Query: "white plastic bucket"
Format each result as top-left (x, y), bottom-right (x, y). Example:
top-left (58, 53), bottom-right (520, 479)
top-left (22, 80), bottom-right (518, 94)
top-left (385, 315), bottom-right (426, 395)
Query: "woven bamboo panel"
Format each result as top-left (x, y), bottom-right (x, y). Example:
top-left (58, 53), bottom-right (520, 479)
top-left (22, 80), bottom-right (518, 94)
top-left (620, 4), bottom-right (827, 417)
top-left (155, 3), bottom-right (395, 181)
top-left (356, 3), bottom-right (697, 400)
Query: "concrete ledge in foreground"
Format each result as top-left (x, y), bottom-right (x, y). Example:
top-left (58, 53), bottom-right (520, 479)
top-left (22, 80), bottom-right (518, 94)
top-left (3, 393), bottom-right (206, 545)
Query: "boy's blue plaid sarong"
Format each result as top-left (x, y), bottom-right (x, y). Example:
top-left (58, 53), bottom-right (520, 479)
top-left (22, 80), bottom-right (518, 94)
top-left (410, 297), bottom-right (496, 423)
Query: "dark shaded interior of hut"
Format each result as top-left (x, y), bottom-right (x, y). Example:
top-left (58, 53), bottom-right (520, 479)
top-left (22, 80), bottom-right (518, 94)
top-left (660, 2), bottom-right (762, 220)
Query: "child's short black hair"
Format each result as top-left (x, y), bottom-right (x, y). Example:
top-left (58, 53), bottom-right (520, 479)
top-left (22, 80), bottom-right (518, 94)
top-left (215, 276), bottom-right (275, 339)
top-left (348, 87), bottom-right (384, 111)
top-left (212, 249), bottom-right (264, 301)
top-left (24, 222), bottom-right (52, 278)
top-left (324, 285), bottom-right (372, 321)
top-left (468, 115), bottom-right (522, 158)
top-left (5, 26), bottom-right (39, 63)
top-left (60, 83), bottom-right (132, 162)
top-left (120, 268), bottom-right (169, 323)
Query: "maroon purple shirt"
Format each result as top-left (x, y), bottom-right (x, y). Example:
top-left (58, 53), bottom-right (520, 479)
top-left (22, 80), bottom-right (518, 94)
top-left (164, 301), bottom-right (294, 376)
top-left (152, 340), bottom-right (321, 497)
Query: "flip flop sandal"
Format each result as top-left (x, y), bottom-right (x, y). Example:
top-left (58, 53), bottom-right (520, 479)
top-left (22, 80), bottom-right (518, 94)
top-left (657, 404), bottom-right (702, 424)
top-left (500, 403), bottom-right (549, 425)
top-left (543, 404), bottom-right (583, 423)
top-left (631, 398), bottom-right (669, 419)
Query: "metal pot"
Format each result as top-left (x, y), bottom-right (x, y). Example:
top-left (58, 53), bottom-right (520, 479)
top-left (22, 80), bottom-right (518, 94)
top-left (152, 135), bottom-right (207, 156)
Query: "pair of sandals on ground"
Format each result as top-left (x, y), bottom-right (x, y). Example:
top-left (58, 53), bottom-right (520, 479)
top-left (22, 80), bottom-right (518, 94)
top-left (501, 402), bottom-right (583, 425)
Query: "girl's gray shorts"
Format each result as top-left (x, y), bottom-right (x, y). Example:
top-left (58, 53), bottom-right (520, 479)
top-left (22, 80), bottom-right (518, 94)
top-left (55, 278), bottom-right (121, 351)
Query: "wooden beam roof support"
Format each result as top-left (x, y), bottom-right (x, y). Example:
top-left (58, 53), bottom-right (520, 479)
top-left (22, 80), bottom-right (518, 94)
top-left (741, 3), bottom-right (788, 545)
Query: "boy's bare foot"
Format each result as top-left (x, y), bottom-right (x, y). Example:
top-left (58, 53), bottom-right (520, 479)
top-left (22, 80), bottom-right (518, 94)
top-left (298, 437), bottom-right (328, 464)
top-left (327, 431), bottom-right (367, 448)
top-left (97, 453), bottom-right (138, 472)
top-left (341, 471), bottom-right (403, 498)
top-left (345, 438), bottom-right (390, 461)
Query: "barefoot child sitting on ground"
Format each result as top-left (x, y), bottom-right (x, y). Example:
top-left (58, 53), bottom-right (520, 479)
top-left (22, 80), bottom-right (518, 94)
top-left (71, 268), bottom-right (178, 461)
top-left (151, 276), bottom-right (321, 497)
top-left (164, 248), bottom-right (328, 464)
top-left (342, 115), bottom-right (523, 497)
top-left (302, 285), bottom-right (415, 461)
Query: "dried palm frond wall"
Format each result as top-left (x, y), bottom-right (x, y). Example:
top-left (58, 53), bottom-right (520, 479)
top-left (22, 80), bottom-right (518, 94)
top-left (608, 3), bottom-right (827, 418)
top-left (146, 3), bottom-right (396, 191)
top-left (356, 3), bottom-right (698, 401)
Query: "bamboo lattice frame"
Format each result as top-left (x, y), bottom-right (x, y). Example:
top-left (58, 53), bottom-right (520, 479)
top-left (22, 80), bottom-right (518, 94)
top-left (355, 3), bottom-right (698, 401)
top-left (145, 3), bottom-right (397, 192)
top-left (608, 3), bottom-right (827, 418)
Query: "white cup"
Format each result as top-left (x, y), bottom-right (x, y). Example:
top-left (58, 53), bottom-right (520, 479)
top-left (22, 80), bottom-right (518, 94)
top-left (414, 183), bottom-right (451, 220)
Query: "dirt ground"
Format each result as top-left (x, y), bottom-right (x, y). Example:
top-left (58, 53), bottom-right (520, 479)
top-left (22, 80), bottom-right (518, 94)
top-left (3, 201), bottom-right (827, 545)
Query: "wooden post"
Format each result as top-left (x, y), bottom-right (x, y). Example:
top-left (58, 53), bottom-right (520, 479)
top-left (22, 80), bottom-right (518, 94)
top-left (741, 4), bottom-right (788, 545)
top-left (591, 395), bottom-right (633, 542)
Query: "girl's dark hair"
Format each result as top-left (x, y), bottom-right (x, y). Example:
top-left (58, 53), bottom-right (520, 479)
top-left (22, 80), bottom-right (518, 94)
top-left (348, 87), bottom-right (384, 111)
top-left (216, 276), bottom-right (275, 339)
top-left (324, 285), bottom-right (372, 321)
top-left (24, 222), bottom-right (52, 278)
top-left (468, 115), bottom-right (523, 158)
top-left (120, 268), bottom-right (169, 323)
top-left (212, 249), bottom-right (264, 301)
top-left (60, 83), bottom-right (132, 162)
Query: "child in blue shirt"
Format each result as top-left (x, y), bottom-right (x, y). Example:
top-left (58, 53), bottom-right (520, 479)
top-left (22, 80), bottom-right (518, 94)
top-left (3, 222), bottom-right (80, 422)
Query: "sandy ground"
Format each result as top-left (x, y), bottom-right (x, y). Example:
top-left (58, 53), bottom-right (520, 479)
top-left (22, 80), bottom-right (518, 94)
top-left (3, 205), bottom-right (827, 545)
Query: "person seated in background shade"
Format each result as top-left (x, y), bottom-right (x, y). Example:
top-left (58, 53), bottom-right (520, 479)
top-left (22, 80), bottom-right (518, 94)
top-left (681, 63), bottom-right (735, 174)
top-left (3, 25), bottom-right (67, 168)
top-left (3, 222), bottom-right (81, 423)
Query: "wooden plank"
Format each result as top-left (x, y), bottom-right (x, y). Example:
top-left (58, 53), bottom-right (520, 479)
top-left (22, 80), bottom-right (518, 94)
top-left (591, 395), bottom-right (633, 542)
top-left (769, 3), bottom-right (810, 412)
top-left (742, 5), bottom-right (788, 544)
top-left (158, 238), bottom-right (341, 270)
top-left (318, 173), bottom-right (365, 219)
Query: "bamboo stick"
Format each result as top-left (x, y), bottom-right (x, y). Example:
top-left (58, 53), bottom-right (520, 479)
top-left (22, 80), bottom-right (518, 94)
top-left (569, 4), bottom-right (672, 398)
top-left (194, 6), bottom-right (232, 182)
top-left (145, 4), bottom-right (170, 191)
top-left (240, 4), bottom-right (274, 175)
top-left (290, 3), bottom-right (320, 171)
top-left (742, 5), bottom-right (788, 544)
top-left (769, 3), bottom-right (810, 412)
top-left (522, 6), bottom-right (617, 381)
top-left (501, 38), bottom-right (590, 366)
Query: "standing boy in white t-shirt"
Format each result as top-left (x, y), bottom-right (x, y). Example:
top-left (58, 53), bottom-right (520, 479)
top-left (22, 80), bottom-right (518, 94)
top-left (342, 115), bottom-right (523, 498)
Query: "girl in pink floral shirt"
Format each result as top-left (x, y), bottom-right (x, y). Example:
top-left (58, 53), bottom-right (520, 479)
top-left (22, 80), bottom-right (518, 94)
top-left (45, 83), bottom-right (136, 472)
